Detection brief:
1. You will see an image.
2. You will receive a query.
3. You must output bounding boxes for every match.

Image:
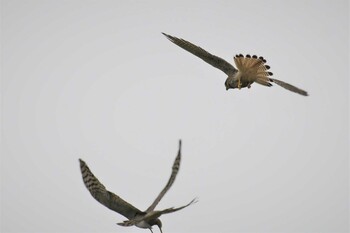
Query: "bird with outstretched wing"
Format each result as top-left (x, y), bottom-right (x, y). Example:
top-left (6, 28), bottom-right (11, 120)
top-left (79, 140), bottom-right (196, 233)
top-left (162, 33), bottom-right (308, 96)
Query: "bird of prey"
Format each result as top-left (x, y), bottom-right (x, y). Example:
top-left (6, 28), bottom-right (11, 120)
top-left (79, 140), bottom-right (196, 233)
top-left (162, 33), bottom-right (308, 96)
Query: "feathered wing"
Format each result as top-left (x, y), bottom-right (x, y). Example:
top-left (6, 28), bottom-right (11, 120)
top-left (269, 78), bottom-right (308, 96)
top-left (147, 198), bottom-right (198, 218)
top-left (119, 198), bottom-right (198, 227)
top-left (79, 159), bottom-right (144, 220)
top-left (162, 33), bottom-right (237, 76)
top-left (145, 140), bottom-right (182, 213)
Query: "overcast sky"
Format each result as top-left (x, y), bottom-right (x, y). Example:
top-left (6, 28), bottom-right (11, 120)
top-left (2, 1), bottom-right (349, 232)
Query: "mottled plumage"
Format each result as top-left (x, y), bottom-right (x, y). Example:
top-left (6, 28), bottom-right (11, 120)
top-left (79, 140), bottom-right (196, 233)
top-left (162, 33), bottom-right (308, 96)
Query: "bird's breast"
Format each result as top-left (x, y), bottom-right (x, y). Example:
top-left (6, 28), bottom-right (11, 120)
top-left (136, 220), bottom-right (151, 229)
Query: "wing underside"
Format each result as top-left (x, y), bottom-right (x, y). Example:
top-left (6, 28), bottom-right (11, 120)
top-left (146, 140), bottom-right (182, 212)
top-left (119, 198), bottom-right (197, 227)
top-left (79, 159), bottom-right (144, 220)
top-left (269, 78), bottom-right (308, 96)
top-left (163, 33), bottom-right (237, 76)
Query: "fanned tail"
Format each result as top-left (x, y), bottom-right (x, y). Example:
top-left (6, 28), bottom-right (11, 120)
top-left (255, 78), bottom-right (272, 87)
top-left (234, 54), bottom-right (272, 86)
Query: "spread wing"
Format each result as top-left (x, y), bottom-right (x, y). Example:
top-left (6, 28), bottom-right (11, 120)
top-left (146, 198), bottom-right (197, 219)
top-left (162, 33), bottom-right (237, 76)
top-left (145, 140), bottom-right (182, 213)
top-left (269, 78), bottom-right (308, 96)
top-left (79, 159), bottom-right (144, 220)
top-left (119, 198), bottom-right (197, 227)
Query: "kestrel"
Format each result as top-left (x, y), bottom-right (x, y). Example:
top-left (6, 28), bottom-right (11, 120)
top-left (162, 33), bottom-right (308, 96)
top-left (79, 140), bottom-right (196, 233)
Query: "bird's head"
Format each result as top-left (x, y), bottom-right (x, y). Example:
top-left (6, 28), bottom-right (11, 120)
top-left (225, 78), bottom-right (239, 90)
top-left (154, 219), bottom-right (162, 233)
top-left (224, 79), bottom-right (230, 90)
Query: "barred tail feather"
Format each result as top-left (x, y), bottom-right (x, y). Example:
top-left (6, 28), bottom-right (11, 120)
top-left (255, 78), bottom-right (272, 87)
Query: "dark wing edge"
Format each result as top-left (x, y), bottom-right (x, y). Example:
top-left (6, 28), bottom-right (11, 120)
top-left (269, 78), bottom-right (308, 96)
top-left (162, 32), bottom-right (237, 76)
top-left (79, 159), bottom-right (143, 220)
top-left (146, 140), bottom-right (182, 212)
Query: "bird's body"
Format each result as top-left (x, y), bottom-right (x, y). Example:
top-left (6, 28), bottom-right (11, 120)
top-left (79, 140), bottom-right (196, 233)
top-left (225, 71), bottom-right (254, 90)
top-left (136, 220), bottom-right (152, 229)
top-left (162, 33), bottom-right (308, 96)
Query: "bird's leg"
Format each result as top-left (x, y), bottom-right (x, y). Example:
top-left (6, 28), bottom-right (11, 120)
top-left (149, 228), bottom-right (154, 233)
top-left (237, 77), bottom-right (242, 89)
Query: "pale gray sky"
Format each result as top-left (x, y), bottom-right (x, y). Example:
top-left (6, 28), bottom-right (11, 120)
top-left (1, 0), bottom-right (349, 232)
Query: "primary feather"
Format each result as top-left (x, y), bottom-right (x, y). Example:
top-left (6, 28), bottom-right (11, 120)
top-left (79, 159), bottom-right (143, 220)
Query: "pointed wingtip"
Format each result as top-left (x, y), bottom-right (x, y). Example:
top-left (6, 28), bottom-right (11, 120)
top-left (301, 91), bottom-right (309, 96)
top-left (270, 78), bottom-right (309, 96)
top-left (162, 32), bottom-right (175, 43)
top-left (162, 32), bottom-right (171, 38)
top-left (178, 139), bottom-right (182, 150)
top-left (79, 159), bottom-right (87, 168)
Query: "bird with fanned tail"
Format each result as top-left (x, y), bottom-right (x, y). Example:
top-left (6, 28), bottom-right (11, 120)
top-left (79, 140), bottom-right (196, 233)
top-left (162, 33), bottom-right (308, 96)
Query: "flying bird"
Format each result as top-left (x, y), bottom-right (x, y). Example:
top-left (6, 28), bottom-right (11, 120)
top-left (79, 140), bottom-right (196, 233)
top-left (162, 33), bottom-right (308, 96)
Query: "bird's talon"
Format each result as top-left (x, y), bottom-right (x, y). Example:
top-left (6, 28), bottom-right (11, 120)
top-left (238, 80), bottom-right (242, 89)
